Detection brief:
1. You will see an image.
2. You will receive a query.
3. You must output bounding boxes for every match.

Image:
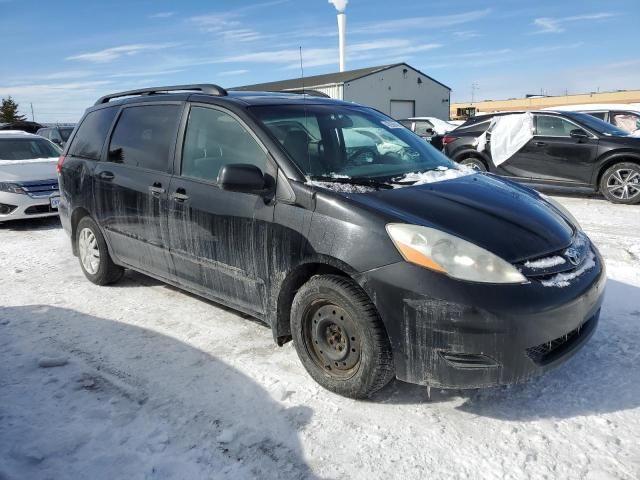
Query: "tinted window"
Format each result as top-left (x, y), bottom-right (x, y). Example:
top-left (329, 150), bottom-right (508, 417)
top-left (414, 120), bottom-right (434, 136)
top-left (587, 112), bottom-right (607, 120)
top-left (69, 107), bottom-right (118, 160)
top-left (535, 115), bottom-right (576, 136)
top-left (181, 106), bottom-right (269, 182)
top-left (563, 112), bottom-right (628, 136)
top-left (0, 138), bottom-right (61, 160)
top-left (50, 129), bottom-right (62, 142)
top-left (107, 105), bottom-right (180, 172)
top-left (59, 127), bottom-right (74, 141)
top-left (36, 129), bottom-right (49, 139)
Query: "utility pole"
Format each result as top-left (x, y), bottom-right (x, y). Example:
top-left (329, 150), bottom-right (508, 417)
top-left (471, 82), bottom-right (479, 104)
top-left (30, 103), bottom-right (35, 122)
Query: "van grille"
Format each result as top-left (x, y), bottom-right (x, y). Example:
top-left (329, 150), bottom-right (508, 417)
top-left (525, 313), bottom-right (597, 365)
top-left (517, 232), bottom-right (591, 281)
top-left (17, 179), bottom-right (59, 198)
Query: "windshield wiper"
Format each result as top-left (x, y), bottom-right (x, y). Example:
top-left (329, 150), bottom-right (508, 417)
top-left (308, 175), bottom-right (394, 190)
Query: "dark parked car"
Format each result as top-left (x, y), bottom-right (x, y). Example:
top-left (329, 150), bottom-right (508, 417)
top-left (443, 110), bottom-right (640, 204)
top-left (58, 85), bottom-right (605, 398)
top-left (36, 125), bottom-right (75, 148)
top-left (0, 120), bottom-right (44, 134)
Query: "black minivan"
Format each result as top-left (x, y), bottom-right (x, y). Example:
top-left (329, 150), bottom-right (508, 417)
top-left (58, 85), bottom-right (605, 398)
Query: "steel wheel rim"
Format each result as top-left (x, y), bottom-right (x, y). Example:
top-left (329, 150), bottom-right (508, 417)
top-left (78, 227), bottom-right (100, 274)
top-left (303, 301), bottom-right (361, 379)
top-left (607, 169), bottom-right (640, 200)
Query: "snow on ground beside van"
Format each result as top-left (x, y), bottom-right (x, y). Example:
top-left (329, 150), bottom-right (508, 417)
top-left (1, 195), bottom-right (639, 480)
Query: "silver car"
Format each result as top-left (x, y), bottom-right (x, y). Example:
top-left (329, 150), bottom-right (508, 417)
top-left (0, 131), bottom-right (61, 221)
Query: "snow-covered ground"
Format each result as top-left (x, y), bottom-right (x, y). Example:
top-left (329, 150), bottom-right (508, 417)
top-left (1, 195), bottom-right (639, 479)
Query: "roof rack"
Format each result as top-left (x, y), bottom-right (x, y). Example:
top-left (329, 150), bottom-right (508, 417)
top-left (280, 89), bottom-right (330, 98)
top-left (94, 84), bottom-right (227, 105)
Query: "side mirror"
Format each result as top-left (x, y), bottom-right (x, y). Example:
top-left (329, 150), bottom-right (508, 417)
top-left (218, 164), bottom-right (266, 194)
top-left (51, 138), bottom-right (62, 145)
top-left (569, 129), bottom-right (589, 139)
top-left (425, 128), bottom-right (435, 136)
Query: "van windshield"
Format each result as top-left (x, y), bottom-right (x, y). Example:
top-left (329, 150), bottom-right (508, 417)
top-left (250, 104), bottom-right (456, 179)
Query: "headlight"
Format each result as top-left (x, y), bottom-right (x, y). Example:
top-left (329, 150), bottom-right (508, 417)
top-left (386, 224), bottom-right (527, 284)
top-left (539, 194), bottom-right (581, 229)
top-left (0, 182), bottom-right (25, 194)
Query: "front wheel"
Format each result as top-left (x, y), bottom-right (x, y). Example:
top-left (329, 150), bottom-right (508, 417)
top-left (291, 275), bottom-right (394, 399)
top-left (599, 162), bottom-right (640, 204)
top-left (76, 216), bottom-right (124, 285)
top-left (459, 156), bottom-right (487, 172)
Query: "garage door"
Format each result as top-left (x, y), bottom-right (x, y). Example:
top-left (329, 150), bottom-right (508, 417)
top-left (390, 100), bottom-right (415, 119)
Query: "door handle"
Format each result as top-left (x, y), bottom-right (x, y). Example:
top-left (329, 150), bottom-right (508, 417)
top-left (535, 141), bottom-right (546, 147)
top-left (171, 188), bottom-right (189, 202)
top-left (98, 171), bottom-right (115, 180)
top-left (148, 184), bottom-right (165, 196)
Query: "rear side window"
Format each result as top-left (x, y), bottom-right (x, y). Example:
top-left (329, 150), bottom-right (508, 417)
top-left (414, 120), bottom-right (434, 136)
top-left (107, 105), bottom-right (181, 172)
top-left (587, 112), bottom-right (607, 121)
top-left (68, 107), bottom-right (118, 160)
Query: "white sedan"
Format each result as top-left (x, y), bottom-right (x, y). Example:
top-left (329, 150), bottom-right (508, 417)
top-left (0, 131), bottom-right (61, 222)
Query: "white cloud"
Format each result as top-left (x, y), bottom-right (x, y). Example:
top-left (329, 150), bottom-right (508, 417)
top-left (149, 12), bottom-right (175, 19)
top-left (453, 30), bottom-right (482, 40)
top-left (351, 9), bottom-right (491, 34)
top-left (533, 13), bottom-right (615, 33)
top-left (66, 44), bottom-right (178, 63)
top-left (206, 39), bottom-right (441, 71)
top-left (527, 42), bottom-right (585, 53)
top-left (0, 81), bottom-right (115, 123)
top-left (218, 69), bottom-right (250, 76)
top-left (188, 12), bottom-right (264, 42)
top-left (108, 69), bottom-right (186, 79)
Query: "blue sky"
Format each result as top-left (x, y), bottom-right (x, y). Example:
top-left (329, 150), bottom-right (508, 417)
top-left (1, 0), bottom-right (638, 122)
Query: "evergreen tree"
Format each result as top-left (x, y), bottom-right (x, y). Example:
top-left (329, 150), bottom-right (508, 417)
top-left (0, 97), bottom-right (27, 123)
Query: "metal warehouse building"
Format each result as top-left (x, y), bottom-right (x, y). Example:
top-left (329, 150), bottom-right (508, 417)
top-left (234, 63), bottom-right (451, 120)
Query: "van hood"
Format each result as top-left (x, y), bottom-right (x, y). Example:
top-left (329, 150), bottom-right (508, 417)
top-left (0, 158), bottom-right (58, 182)
top-left (347, 173), bottom-right (575, 263)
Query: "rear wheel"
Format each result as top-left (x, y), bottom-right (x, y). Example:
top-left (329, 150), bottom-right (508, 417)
top-left (600, 162), bottom-right (640, 204)
top-left (459, 156), bottom-right (487, 172)
top-left (76, 216), bottom-right (124, 285)
top-left (291, 275), bottom-right (394, 398)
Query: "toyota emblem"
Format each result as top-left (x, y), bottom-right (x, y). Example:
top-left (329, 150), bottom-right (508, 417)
top-left (565, 247), bottom-right (581, 266)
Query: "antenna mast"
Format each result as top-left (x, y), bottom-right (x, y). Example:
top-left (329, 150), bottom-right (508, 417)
top-left (299, 46), bottom-right (305, 94)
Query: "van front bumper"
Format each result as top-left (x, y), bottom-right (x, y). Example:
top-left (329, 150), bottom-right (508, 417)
top-left (357, 249), bottom-right (606, 389)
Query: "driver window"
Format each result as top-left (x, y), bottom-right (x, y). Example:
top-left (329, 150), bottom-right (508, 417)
top-left (181, 107), bottom-right (269, 183)
top-left (535, 115), bottom-right (575, 137)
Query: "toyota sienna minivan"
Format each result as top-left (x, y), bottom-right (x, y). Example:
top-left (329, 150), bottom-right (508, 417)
top-left (58, 84), bottom-right (605, 398)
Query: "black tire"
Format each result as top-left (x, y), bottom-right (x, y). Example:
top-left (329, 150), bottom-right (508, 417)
top-left (599, 162), bottom-right (640, 205)
top-left (459, 156), bottom-right (487, 172)
top-left (75, 216), bottom-right (124, 285)
top-left (291, 275), bottom-right (394, 399)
